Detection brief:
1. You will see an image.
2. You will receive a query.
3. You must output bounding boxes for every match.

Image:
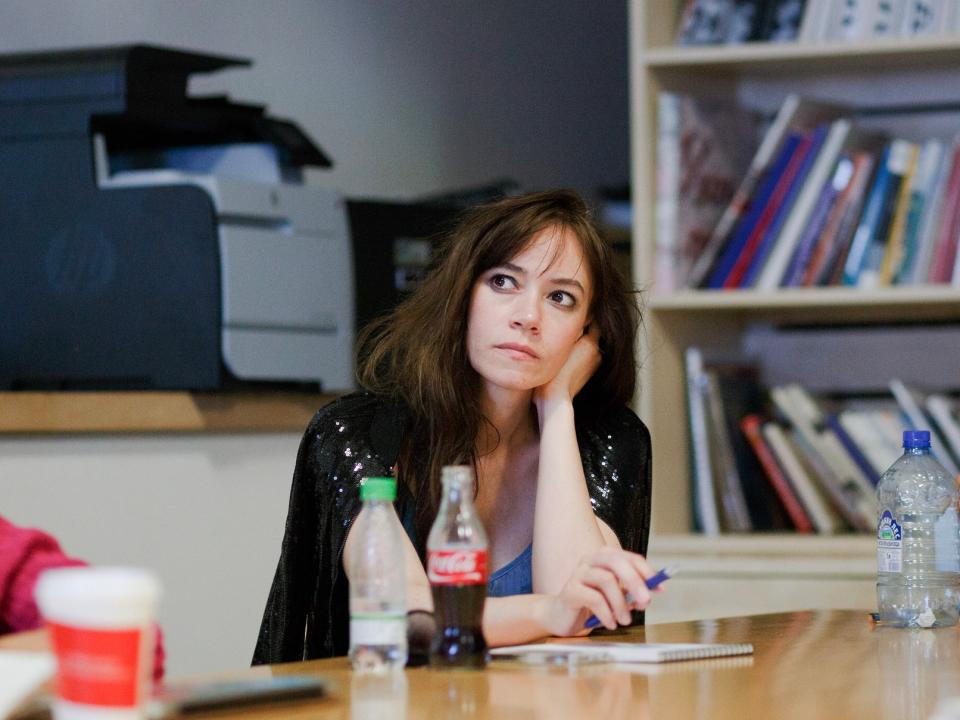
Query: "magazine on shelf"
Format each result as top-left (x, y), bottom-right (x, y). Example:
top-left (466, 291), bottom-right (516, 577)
top-left (655, 92), bottom-right (759, 293)
top-left (925, 395), bottom-right (960, 466)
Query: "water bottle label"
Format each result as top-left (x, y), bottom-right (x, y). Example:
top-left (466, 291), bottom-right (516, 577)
top-left (877, 509), bottom-right (902, 573)
top-left (427, 549), bottom-right (488, 585)
top-left (350, 615), bottom-right (406, 645)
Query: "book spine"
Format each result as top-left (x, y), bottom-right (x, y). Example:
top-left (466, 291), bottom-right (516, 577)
top-left (757, 119), bottom-right (852, 290)
top-left (858, 139), bottom-right (915, 288)
top-left (843, 144), bottom-right (893, 285)
top-left (785, 155), bottom-right (852, 287)
top-left (741, 124), bottom-right (830, 288)
top-left (688, 94), bottom-right (802, 288)
top-left (720, 132), bottom-right (816, 288)
top-left (763, 423), bottom-right (841, 534)
top-left (825, 414), bottom-right (881, 486)
top-left (895, 138), bottom-right (944, 284)
top-left (655, 92), bottom-right (681, 294)
top-left (927, 145), bottom-right (960, 283)
top-left (706, 133), bottom-right (804, 289)
top-left (910, 141), bottom-right (956, 284)
top-left (740, 414), bottom-right (813, 533)
top-left (807, 152), bottom-right (876, 286)
top-left (686, 347), bottom-right (721, 535)
top-left (876, 142), bottom-right (920, 285)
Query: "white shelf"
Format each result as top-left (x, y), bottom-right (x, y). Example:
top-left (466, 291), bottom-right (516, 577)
top-left (647, 285), bottom-right (960, 323)
top-left (642, 36), bottom-right (960, 76)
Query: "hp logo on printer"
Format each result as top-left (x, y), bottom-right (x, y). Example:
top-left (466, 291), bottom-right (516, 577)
top-left (45, 223), bottom-right (116, 296)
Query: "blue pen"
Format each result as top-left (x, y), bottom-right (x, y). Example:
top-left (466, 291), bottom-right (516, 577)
top-left (583, 565), bottom-right (677, 630)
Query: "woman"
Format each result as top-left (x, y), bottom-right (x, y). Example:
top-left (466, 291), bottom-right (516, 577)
top-left (253, 189), bottom-right (653, 663)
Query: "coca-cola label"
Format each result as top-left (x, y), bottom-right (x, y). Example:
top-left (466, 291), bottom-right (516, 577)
top-left (427, 549), bottom-right (488, 585)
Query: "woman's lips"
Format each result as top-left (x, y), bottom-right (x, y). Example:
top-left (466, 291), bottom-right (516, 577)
top-left (495, 343), bottom-right (539, 359)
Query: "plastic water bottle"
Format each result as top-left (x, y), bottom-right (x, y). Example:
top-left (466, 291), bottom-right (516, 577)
top-left (876, 430), bottom-right (960, 628)
top-left (349, 477), bottom-right (408, 671)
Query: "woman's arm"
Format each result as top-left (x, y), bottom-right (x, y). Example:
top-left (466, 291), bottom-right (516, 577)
top-left (532, 328), bottom-right (626, 595)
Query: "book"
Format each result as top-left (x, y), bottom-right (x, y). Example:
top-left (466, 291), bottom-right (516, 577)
top-left (843, 144), bottom-right (895, 285)
top-left (490, 641), bottom-right (755, 664)
top-left (805, 151), bottom-right (877, 285)
top-left (901, 0), bottom-right (948, 36)
top-left (655, 92), bottom-right (758, 293)
top-left (763, 422), bottom-right (843, 533)
top-left (924, 394), bottom-right (960, 469)
top-left (712, 364), bottom-right (790, 530)
top-left (871, 0), bottom-right (907, 37)
top-left (685, 347), bottom-right (721, 535)
top-left (704, 369), bottom-right (752, 531)
top-left (889, 378), bottom-right (960, 475)
top-left (688, 95), bottom-right (845, 288)
top-left (909, 140), bottom-right (956, 284)
top-left (770, 384), bottom-right (878, 525)
top-left (782, 154), bottom-right (853, 287)
top-left (798, 0), bottom-right (834, 42)
top-left (827, 0), bottom-right (874, 41)
top-left (676, 0), bottom-right (737, 45)
top-left (926, 144), bottom-right (960, 283)
top-left (706, 132), bottom-right (806, 288)
top-left (838, 408), bottom-right (902, 475)
top-left (741, 414), bottom-right (814, 532)
top-left (757, 0), bottom-right (808, 42)
top-left (824, 413), bottom-right (881, 486)
top-left (876, 141), bottom-right (920, 285)
top-left (859, 139), bottom-right (917, 288)
top-left (739, 124), bottom-right (829, 287)
top-left (756, 118), bottom-right (853, 290)
top-left (895, 138), bottom-right (946, 284)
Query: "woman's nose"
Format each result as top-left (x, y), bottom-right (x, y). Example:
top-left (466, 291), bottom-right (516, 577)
top-left (510, 295), bottom-right (540, 332)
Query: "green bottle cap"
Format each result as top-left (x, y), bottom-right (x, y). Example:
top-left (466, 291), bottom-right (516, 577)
top-left (360, 477), bottom-right (397, 501)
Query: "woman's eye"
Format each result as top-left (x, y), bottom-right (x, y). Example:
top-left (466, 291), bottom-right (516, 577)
top-left (549, 290), bottom-right (576, 307)
top-left (489, 274), bottom-right (517, 290)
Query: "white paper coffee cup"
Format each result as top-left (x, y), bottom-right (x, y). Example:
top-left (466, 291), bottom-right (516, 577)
top-left (35, 567), bottom-right (161, 720)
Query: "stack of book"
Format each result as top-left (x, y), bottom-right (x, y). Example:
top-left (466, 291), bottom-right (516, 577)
top-left (684, 346), bottom-right (960, 535)
top-left (658, 93), bottom-right (960, 291)
top-left (676, 1), bottom-right (957, 47)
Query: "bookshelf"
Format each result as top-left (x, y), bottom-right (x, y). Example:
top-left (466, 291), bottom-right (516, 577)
top-left (628, 2), bottom-right (960, 541)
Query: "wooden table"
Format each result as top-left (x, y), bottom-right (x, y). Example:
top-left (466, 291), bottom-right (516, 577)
top-left (188, 610), bottom-right (960, 720)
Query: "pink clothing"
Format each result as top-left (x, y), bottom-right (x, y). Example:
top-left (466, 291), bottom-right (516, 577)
top-left (0, 516), bottom-right (165, 680)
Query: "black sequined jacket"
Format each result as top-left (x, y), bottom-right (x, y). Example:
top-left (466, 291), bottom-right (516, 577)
top-left (251, 391), bottom-right (652, 665)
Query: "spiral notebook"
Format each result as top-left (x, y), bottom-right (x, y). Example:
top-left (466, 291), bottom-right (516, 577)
top-left (490, 640), bottom-right (754, 664)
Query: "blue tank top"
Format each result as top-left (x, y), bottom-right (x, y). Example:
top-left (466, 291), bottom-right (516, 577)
top-left (401, 501), bottom-right (532, 597)
top-left (486, 544), bottom-right (533, 597)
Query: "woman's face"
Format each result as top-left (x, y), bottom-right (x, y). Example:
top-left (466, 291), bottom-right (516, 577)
top-left (466, 224), bottom-right (593, 396)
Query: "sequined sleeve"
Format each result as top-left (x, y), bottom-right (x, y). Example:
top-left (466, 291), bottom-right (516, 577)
top-left (577, 405), bottom-right (652, 558)
top-left (252, 393), bottom-right (397, 664)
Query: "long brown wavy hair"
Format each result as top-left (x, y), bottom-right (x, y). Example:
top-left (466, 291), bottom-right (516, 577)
top-left (356, 189), bottom-right (641, 546)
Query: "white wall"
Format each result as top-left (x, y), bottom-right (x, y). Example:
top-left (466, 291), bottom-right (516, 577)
top-left (0, 0), bottom-right (628, 199)
top-left (1, 432), bottom-right (301, 679)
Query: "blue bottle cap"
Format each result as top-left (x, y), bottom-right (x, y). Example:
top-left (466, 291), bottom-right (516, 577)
top-left (903, 430), bottom-right (931, 449)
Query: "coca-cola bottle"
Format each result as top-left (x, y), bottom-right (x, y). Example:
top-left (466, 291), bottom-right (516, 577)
top-left (426, 465), bottom-right (489, 669)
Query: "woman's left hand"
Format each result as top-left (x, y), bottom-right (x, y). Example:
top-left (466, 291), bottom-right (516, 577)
top-left (534, 325), bottom-right (602, 408)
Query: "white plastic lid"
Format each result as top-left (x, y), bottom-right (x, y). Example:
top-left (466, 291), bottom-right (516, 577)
top-left (35, 566), bottom-right (161, 628)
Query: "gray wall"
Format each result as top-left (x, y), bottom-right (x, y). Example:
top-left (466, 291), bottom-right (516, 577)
top-left (1, 0), bottom-right (628, 199)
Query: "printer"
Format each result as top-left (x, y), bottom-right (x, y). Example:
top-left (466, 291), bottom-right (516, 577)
top-left (0, 44), bottom-right (353, 391)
